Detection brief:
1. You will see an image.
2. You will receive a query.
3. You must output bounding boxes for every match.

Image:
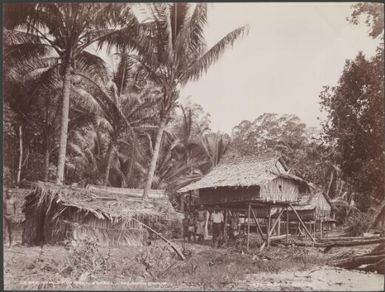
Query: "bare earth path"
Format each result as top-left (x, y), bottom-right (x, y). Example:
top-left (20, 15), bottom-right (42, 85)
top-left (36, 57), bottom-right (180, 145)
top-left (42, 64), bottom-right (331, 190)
top-left (233, 267), bottom-right (384, 291)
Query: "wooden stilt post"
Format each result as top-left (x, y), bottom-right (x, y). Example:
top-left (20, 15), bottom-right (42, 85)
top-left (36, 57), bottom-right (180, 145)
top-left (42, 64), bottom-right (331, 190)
top-left (278, 217), bottom-right (281, 236)
top-left (313, 222), bottom-right (316, 238)
top-left (247, 203), bottom-right (251, 251)
top-left (313, 210), bottom-right (316, 238)
top-left (267, 205), bottom-right (271, 248)
top-left (268, 208), bottom-right (285, 237)
top-left (223, 207), bottom-right (228, 243)
top-left (251, 207), bottom-right (265, 240)
top-left (289, 204), bottom-right (316, 243)
top-left (286, 206), bottom-right (289, 244)
top-left (320, 219), bottom-right (323, 240)
top-left (181, 194), bottom-right (185, 213)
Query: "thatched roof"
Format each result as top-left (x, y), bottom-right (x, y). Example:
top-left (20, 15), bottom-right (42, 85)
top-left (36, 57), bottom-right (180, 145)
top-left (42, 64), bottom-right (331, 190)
top-left (25, 182), bottom-right (177, 221)
top-left (86, 184), bottom-right (166, 199)
top-left (178, 154), bottom-right (307, 193)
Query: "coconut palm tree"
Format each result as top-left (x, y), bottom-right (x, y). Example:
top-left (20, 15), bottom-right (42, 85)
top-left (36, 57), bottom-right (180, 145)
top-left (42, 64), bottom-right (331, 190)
top-left (4, 3), bottom-right (139, 184)
top-left (103, 3), bottom-right (248, 198)
top-left (4, 27), bottom-right (114, 183)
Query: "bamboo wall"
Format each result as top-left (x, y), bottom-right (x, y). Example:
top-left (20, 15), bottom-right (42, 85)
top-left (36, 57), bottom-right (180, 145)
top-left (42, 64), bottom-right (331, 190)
top-left (199, 186), bottom-right (260, 205)
top-left (260, 177), bottom-right (301, 202)
top-left (23, 202), bottom-right (148, 246)
top-left (198, 178), bottom-right (304, 205)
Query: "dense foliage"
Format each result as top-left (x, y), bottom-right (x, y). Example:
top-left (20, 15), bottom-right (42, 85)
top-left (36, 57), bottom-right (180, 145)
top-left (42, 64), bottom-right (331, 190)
top-left (231, 113), bottom-right (332, 187)
top-left (320, 3), bottom-right (384, 211)
top-left (3, 3), bottom-right (243, 196)
top-left (320, 49), bottom-right (384, 210)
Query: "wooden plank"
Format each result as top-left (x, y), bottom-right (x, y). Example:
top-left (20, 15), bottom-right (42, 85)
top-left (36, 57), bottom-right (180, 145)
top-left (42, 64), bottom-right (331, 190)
top-left (132, 218), bottom-right (185, 260)
top-left (267, 205), bottom-right (271, 247)
top-left (250, 207), bottom-right (265, 240)
top-left (289, 203), bottom-right (316, 243)
top-left (247, 203), bottom-right (251, 250)
top-left (286, 206), bottom-right (289, 244)
top-left (223, 207), bottom-right (228, 242)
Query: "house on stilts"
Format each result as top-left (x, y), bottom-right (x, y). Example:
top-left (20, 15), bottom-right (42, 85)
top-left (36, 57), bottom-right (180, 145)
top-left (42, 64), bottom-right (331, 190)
top-left (22, 182), bottom-right (178, 246)
top-left (178, 154), bottom-right (331, 248)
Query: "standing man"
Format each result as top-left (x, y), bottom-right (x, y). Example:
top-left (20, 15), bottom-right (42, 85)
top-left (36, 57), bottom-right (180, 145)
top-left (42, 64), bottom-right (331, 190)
top-left (195, 205), bottom-right (207, 243)
top-left (3, 189), bottom-right (16, 247)
top-left (187, 212), bottom-right (196, 242)
top-left (229, 212), bottom-right (240, 243)
top-left (182, 213), bottom-right (189, 241)
top-left (211, 206), bottom-right (224, 248)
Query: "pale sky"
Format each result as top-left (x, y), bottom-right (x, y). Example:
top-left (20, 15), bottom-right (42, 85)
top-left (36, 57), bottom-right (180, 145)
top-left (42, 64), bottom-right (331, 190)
top-left (180, 3), bottom-right (381, 134)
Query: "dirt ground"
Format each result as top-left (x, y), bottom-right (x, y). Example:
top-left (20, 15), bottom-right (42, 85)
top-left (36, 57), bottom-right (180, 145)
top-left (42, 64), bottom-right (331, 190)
top-left (3, 240), bottom-right (384, 291)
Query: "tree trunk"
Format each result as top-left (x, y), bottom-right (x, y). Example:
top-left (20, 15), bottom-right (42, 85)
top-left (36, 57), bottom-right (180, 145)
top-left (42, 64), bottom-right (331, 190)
top-left (43, 100), bottom-right (50, 182)
top-left (43, 147), bottom-right (50, 182)
top-left (326, 170), bottom-right (334, 198)
top-left (143, 119), bottom-right (167, 199)
top-left (104, 141), bottom-right (115, 186)
top-left (16, 125), bottom-right (23, 185)
top-left (56, 63), bottom-right (72, 185)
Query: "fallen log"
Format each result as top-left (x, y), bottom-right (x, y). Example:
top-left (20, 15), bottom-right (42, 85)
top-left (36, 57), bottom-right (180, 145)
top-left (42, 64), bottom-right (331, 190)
top-left (323, 238), bottom-right (385, 252)
top-left (334, 254), bottom-right (385, 269)
top-left (277, 238), bottom-right (385, 249)
top-left (260, 235), bottom-right (288, 251)
top-left (320, 235), bottom-right (382, 242)
top-left (270, 234), bottom-right (287, 241)
top-left (369, 242), bottom-right (385, 254)
top-left (360, 258), bottom-right (385, 274)
top-left (132, 218), bottom-right (185, 261)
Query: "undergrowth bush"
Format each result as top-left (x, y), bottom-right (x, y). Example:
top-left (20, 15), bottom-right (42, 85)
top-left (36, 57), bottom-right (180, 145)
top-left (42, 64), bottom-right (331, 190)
top-left (68, 237), bottom-right (112, 280)
top-left (344, 211), bottom-right (371, 236)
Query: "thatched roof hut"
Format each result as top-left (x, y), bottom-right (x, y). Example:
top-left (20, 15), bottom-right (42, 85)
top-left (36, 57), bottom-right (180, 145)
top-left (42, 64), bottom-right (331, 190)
top-left (23, 182), bottom-right (178, 246)
top-left (178, 154), bottom-right (310, 206)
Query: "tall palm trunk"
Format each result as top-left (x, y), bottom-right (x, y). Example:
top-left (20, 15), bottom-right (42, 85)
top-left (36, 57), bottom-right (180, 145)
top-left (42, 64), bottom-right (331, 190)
top-left (16, 125), bottom-right (23, 185)
top-left (44, 147), bottom-right (50, 182)
top-left (143, 119), bottom-right (167, 199)
top-left (56, 62), bottom-right (72, 185)
top-left (43, 101), bottom-right (50, 182)
top-left (104, 139), bottom-right (116, 186)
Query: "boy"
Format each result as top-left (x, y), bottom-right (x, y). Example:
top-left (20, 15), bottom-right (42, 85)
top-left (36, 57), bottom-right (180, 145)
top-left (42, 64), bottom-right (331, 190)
top-left (4, 190), bottom-right (16, 247)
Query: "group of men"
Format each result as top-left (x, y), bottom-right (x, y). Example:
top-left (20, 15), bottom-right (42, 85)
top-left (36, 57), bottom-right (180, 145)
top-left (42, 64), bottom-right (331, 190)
top-left (183, 205), bottom-right (241, 248)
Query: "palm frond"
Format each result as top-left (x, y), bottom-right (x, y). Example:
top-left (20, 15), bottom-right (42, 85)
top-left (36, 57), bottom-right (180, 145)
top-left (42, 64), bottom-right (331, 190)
top-left (75, 51), bottom-right (109, 83)
top-left (180, 25), bottom-right (249, 84)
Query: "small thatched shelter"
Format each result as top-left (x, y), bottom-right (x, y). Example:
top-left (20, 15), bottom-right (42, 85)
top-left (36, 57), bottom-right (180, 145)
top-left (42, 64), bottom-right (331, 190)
top-left (283, 191), bottom-right (334, 237)
top-left (23, 182), bottom-right (178, 246)
top-left (288, 192), bottom-right (333, 221)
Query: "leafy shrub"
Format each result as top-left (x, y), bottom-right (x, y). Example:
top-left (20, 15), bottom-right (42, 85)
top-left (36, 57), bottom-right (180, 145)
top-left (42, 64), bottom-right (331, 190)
top-left (68, 237), bottom-right (112, 280)
top-left (344, 211), bottom-right (371, 236)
